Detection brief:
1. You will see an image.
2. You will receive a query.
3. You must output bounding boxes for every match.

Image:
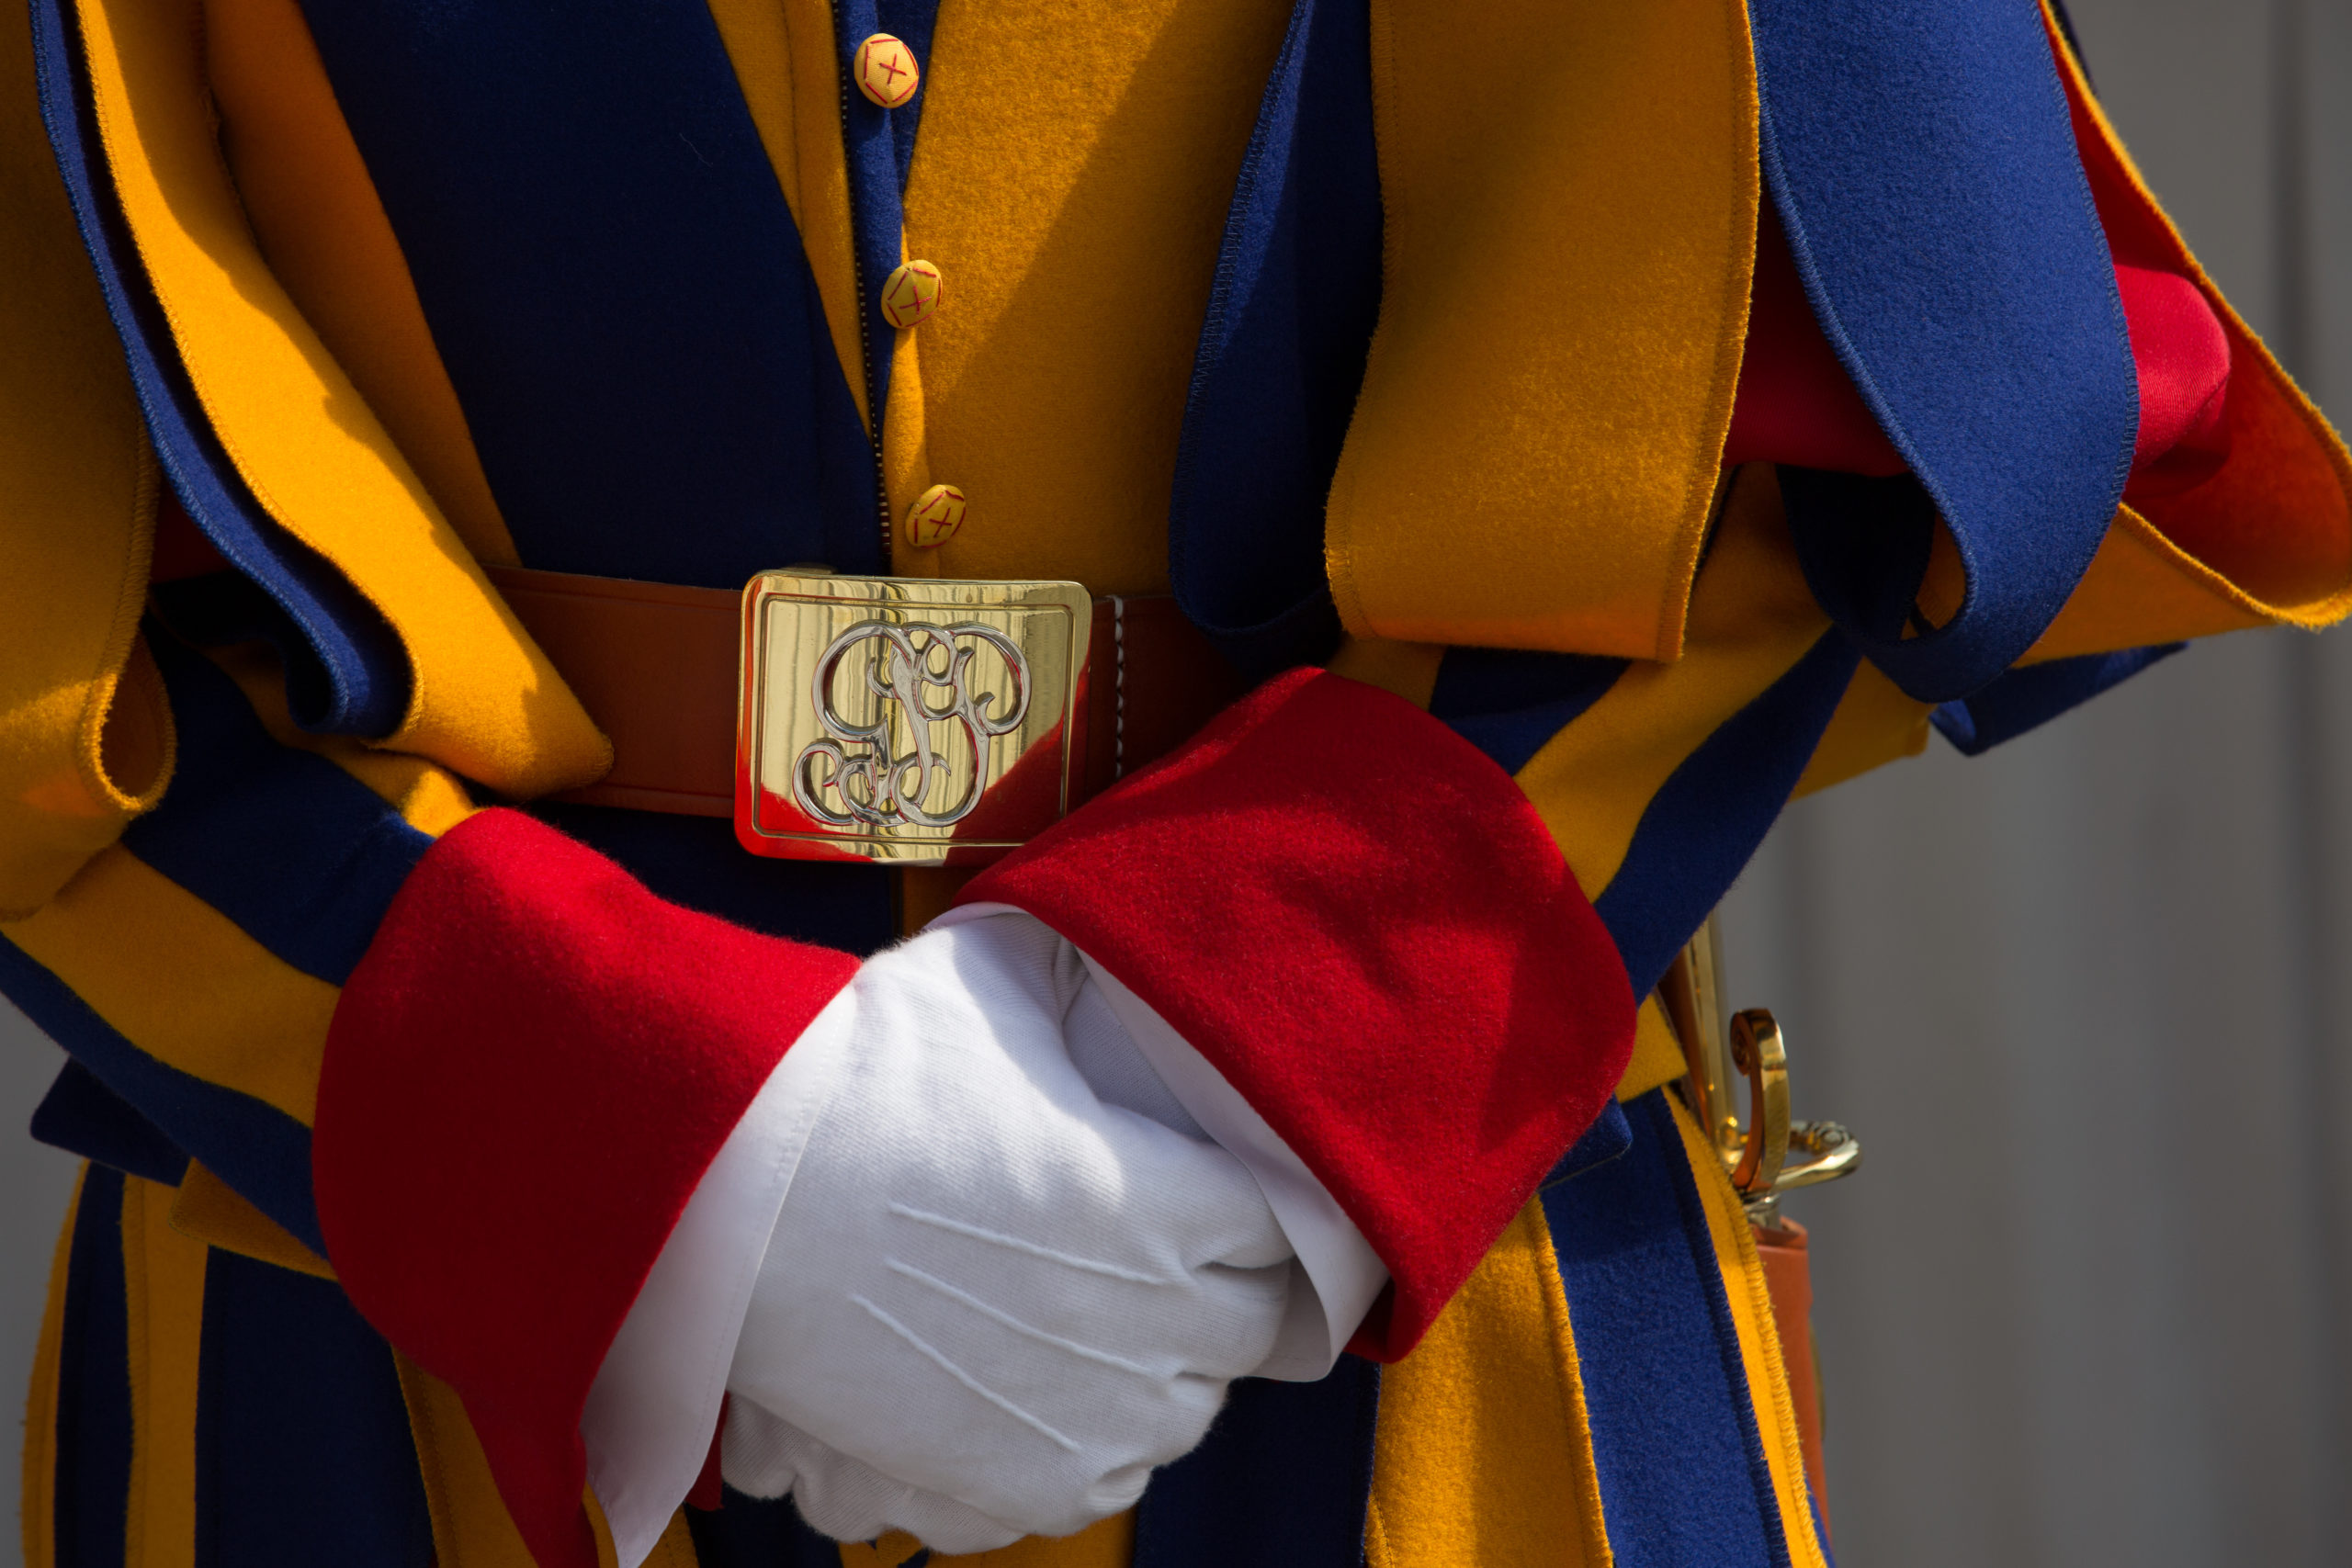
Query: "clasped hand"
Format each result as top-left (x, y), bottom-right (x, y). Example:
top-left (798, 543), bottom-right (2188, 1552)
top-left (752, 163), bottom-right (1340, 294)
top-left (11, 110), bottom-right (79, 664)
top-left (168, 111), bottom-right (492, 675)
top-left (722, 915), bottom-right (1295, 1551)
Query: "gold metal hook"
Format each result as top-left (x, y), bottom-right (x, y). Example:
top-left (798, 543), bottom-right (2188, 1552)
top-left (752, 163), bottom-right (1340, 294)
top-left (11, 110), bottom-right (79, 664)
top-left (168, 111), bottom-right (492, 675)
top-left (1660, 916), bottom-right (1861, 1213)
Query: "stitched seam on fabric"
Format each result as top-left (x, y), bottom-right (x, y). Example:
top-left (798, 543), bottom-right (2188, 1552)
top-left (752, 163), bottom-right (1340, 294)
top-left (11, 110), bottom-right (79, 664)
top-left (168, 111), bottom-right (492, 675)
top-left (1362, 1492), bottom-right (1391, 1568)
top-left (1650, 1095), bottom-right (1792, 1568)
top-left (1170, 7), bottom-right (1296, 607)
top-left (886, 1258), bottom-right (1159, 1377)
top-left (1651, 0), bottom-right (1760, 668)
top-left (849, 1294), bottom-right (1083, 1451)
top-left (394, 1357), bottom-right (466, 1568)
top-left (2028, 5), bottom-right (2135, 513)
top-left (18, 1165), bottom-right (83, 1568)
top-left (1666, 1094), bottom-right (1817, 1568)
top-left (74, 0), bottom-right (440, 745)
top-left (1718, 1184), bottom-right (1828, 1568)
top-left (885, 1203), bottom-right (1170, 1284)
top-left (1113, 595), bottom-right (1127, 779)
top-left (1529, 1201), bottom-right (1616, 1568)
top-left (1667, 1093), bottom-right (1827, 1567)
top-left (2041, 3), bottom-right (2352, 628)
top-left (1324, 0), bottom-right (1403, 642)
top-left (116, 1177), bottom-right (151, 1568)
top-left (78, 445), bottom-right (168, 816)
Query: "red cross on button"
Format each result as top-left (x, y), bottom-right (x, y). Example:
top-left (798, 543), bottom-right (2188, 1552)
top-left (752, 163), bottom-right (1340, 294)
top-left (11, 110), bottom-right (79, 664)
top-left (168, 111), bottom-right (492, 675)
top-left (904, 483), bottom-right (967, 547)
top-left (854, 34), bottom-right (920, 109)
top-left (880, 260), bottom-right (944, 330)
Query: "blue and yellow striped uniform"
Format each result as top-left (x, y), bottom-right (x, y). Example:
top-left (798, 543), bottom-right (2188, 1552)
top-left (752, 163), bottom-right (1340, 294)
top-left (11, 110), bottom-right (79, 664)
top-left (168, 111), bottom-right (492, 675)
top-left (5, 0), bottom-right (2345, 1564)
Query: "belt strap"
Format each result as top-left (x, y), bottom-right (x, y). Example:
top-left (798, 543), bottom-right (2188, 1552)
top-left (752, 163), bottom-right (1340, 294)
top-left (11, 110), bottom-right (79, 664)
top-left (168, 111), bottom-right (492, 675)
top-left (485, 566), bottom-right (1246, 819)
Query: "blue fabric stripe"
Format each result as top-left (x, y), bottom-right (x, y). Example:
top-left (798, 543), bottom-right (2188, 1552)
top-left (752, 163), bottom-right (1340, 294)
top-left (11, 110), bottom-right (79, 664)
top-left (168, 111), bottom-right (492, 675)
top-left (31, 1061), bottom-right (191, 1188)
top-left (1430, 647), bottom-right (1630, 778)
top-left (291, 0), bottom-right (878, 587)
top-left (873, 0), bottom-right (941, 195)
top-left (1932, 643), bottom-right (2181, 755)
top-left (831, 0), bottom-right (921, 431)
top-left (126, 632), bottom-right (430, 987)
top-left (1544, 1098), bottom-right (1634, 1190)
top-left (1543, 1090), bottom-right (1790, 1568)
top-left (194, 1252), bottom-right (433, 1568)
top-left (1595, 632), bottom-right (1861, 999)
top-left (1751, 0), bottom-right (2138, 702)
top-left (52, 1165), bottom-right (132, 1568)
top-left (530, 803), bottom-right (897, 956)
top-left (684, 1489), bottom-right (859, 1567)
top-left (27, 0), bottom-right (411, 738)
top-left (1170, 0), bottom-right (1378, 679)
top-left (1133, 1357), bottom-right (1380, 1568)
top-left (0, 939), bottom-right (322, 1254)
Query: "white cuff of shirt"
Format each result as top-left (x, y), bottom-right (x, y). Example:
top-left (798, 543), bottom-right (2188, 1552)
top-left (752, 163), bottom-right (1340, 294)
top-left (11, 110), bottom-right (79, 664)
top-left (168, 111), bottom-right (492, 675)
top-left (579, 982), bottom-right (860, 1568)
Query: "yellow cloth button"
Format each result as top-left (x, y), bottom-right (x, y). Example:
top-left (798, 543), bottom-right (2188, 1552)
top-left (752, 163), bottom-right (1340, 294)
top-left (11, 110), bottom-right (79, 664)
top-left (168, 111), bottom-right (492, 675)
top-left (879, 260), bottom-right (944, 330)
top-left (904, 483), bottom-right (967, 547)
top-left (853, 34), bottom-right (920, 109)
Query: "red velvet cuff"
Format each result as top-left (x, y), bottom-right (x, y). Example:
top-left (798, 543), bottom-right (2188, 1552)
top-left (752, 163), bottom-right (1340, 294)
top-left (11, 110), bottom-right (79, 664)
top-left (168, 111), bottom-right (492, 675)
top-left (314, 808), bottom-right (857, 1568)
top-left (960, 669), bottom-right (1637, 1356)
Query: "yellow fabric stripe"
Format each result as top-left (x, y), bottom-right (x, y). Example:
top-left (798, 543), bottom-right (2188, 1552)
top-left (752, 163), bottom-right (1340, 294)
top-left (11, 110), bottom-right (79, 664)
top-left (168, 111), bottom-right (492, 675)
top-left (589, 1488), bottom-right (623, 1568)
top-left (644, 1509), bottom-right (703, 1567)
top-left (882, 291), bottom-right (937, 579)
top-left (0, 3), bottom-right (166, 916)
top-left (877, 1512), bottom-right (1133, 1568)
top-left (169, 1159), bottom-right (334, 1280)
top-left (703, 0), bottom-right (870, 431)
top-left (1791, 659), bottom-right (1932, 800)
top-left (398, 1354), bottom-right (546, 1568)
top-left (74, 0), bottom-right (608, 797)
top-left (2031, 0), bottom-right (2352, 643)
top-left (121, 1174), bottom-right (207, 1568)
top-left (1513, 467), bottom-right (1828, 900)
top-left (3, 848), bottom-right (336, 1127)
top-left (1664, 1094), bottom-right (1829, 1568)
top-left (1365, 1198), bottom-right (1610, 1568)
top-left (1325, 637), bottom-right (1445, 712)
top-left (18, 1164), bottom-right (82, 1568)
top-left (897, 0), bottom-right (1289, 596)
top-left (1618, 995), bottom-right (1691, 1103)
top-left (2030, 502), bottom-right (2349, 660)
top-left (202, 0), bottom-right (517, 569)
top-left (207, 640), bottom-right (479, 836)
top-left (1328, 0), bottom-right (1754, 659)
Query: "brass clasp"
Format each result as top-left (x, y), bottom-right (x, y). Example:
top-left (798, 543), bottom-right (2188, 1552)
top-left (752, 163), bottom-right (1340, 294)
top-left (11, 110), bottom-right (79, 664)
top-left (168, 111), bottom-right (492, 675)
top-left (1658, 915), bottom-right (1860, 1219)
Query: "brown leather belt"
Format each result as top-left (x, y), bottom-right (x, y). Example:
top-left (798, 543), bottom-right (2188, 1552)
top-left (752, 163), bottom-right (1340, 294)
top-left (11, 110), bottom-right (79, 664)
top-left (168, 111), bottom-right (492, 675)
top-left (486, 565), bottom-right (1246, 822)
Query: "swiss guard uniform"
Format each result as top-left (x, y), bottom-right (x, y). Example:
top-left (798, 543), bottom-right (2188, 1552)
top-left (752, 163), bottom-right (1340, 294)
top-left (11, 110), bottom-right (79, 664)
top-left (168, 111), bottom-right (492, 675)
top-left (6, 0), bottom-right (2348, 1563)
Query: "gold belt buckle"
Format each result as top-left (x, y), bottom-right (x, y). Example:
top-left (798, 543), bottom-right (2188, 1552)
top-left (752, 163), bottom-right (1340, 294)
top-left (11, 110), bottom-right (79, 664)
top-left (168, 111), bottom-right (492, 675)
top-left (732, 571), bottom-right (1094, 865)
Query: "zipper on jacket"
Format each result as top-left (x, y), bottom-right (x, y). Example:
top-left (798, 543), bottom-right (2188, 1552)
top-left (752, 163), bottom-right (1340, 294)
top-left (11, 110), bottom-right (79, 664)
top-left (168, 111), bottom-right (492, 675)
top-left (840, 66), bottom-right (895, 570)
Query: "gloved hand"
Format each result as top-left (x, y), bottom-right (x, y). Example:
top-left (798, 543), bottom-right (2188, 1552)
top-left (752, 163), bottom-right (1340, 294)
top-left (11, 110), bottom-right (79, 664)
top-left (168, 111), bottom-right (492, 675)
top-left (722, 912), bottom-right (1295, 1551)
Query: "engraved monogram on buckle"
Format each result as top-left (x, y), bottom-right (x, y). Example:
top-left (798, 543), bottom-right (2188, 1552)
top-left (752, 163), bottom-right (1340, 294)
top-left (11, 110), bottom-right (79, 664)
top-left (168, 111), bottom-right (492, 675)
top-left (735, 572), bottom-right (1093, 865)
top-left (794, 622), bottom-right (1032, 829)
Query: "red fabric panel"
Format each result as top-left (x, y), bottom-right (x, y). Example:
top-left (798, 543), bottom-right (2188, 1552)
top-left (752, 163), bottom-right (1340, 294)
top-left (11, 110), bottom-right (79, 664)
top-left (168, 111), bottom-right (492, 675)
top-left (960, 670), bottom-right (1637, 1357)
top-left (315, 808), bottom-right (857, 1568)
top-left (2114, 260), bottom-right (2231, 499)
top-left (1721, 200), bottom-right (1906, 477)
top-left (2043, 20), bottom-right (2235, 504)
top-left (1724, 67), bottom-right (2233, 494)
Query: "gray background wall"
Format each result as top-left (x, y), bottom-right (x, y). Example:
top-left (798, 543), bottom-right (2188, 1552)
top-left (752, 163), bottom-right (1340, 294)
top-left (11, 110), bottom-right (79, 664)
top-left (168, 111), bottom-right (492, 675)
top-left (4, 1), bottom-right (2346, 1562)
top-left (1723, 1), bottom-right (2352, 1562)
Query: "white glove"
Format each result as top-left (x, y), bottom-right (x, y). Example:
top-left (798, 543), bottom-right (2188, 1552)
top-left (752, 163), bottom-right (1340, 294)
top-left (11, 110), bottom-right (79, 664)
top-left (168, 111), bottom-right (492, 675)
top-left (721, 913), bottom-right (1295, 1550)
top-left (720, 1404), bottom-right (1030, 1551)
